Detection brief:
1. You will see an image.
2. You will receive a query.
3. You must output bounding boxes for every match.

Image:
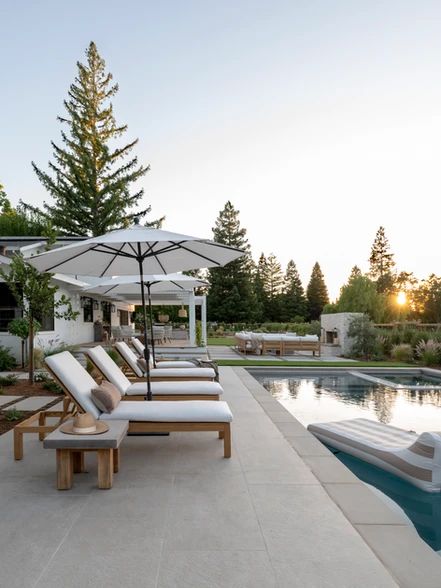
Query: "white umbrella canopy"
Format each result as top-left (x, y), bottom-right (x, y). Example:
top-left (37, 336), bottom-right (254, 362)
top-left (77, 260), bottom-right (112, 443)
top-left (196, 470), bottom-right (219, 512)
top-left (82, 273), bottom-right (207, 296)
top-left (29, 225), bottom-right (244, 276)
top-left (28, 225), bottom-right (244, 400)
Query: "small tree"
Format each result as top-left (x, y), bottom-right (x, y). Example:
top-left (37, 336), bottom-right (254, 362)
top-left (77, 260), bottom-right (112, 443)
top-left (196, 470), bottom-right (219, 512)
top-left (0, 255), bottom-right (79, 382)
top-left (7, 318), bottom-right (39, 369)
top-left (347, 315), bottom-right (378, 359)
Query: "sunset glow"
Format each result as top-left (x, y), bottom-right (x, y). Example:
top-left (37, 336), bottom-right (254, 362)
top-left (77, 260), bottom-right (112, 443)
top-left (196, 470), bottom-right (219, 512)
top-left (397, 291), bottom-right (407, 306)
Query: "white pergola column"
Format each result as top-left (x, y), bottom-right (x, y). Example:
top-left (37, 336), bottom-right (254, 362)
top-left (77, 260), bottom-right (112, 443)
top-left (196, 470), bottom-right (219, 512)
top-left (188, 291), bottom-right (196, 346)
top-left (200, 295), bottom-right (207, 346)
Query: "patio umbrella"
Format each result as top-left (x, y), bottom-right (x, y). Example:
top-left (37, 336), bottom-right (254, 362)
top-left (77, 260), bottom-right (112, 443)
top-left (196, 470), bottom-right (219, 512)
top-left (83, 273), bottom-right (208, 365)
top-left (29, 225), bottom-right (244, 400)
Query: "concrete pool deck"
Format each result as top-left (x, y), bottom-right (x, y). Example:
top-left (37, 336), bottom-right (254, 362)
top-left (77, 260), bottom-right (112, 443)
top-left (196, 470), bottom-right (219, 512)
top-left (0, 367), bottom-right (440, 587)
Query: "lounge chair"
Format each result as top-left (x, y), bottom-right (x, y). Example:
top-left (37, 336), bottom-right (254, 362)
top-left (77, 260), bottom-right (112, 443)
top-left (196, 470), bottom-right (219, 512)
top-left (131, 337), bottom-right (201, 369)
top-left (45, 351), bottom-right (232, 457)
top-left (86, 346), bottom-right (223, 400)
top-left (115, 341), bottom-right (215, 381)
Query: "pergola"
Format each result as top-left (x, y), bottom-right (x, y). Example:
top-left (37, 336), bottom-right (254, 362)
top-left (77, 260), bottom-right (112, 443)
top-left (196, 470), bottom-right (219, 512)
top-left (115, 290), bottom-right (207, 347)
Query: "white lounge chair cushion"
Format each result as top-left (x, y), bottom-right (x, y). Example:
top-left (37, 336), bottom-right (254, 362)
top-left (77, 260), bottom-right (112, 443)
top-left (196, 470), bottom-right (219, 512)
top-left (156, 360), bottom-right (198, 369)
top-left (126, 380), bottom-right (223, 396)
top-left (87, 346), bottom-right (132, 395)
top-left (45, 351), bottom-right (101, 419)
top-left (99, 400), bottom-right (233, 422)
top-left (150, 367), bottom-right (215, 379)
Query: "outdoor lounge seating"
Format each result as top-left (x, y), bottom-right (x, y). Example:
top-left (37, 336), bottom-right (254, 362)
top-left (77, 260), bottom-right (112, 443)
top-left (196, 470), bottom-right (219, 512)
top-left (235, 331), bottom-right (320, 356)
top-left (86, 345), bottom-right (223, 400)
top-left (131, 336), bottom-right (199, 369)
top-left (45, 351), bottom-right (232, 457)
top-left (115, 341), bottom-right (216, 380)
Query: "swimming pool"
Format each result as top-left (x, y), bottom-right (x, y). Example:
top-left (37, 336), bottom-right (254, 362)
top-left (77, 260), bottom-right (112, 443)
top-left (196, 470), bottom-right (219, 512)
top-left (248, 367), bottom-right (441, 552)
top-left (249, 369), bottom-right (441, 433)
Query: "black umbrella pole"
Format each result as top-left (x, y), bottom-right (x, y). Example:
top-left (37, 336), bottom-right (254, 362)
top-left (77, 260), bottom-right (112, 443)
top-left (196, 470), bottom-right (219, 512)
top-left (147, 284), bottom-right (156, 367)
top-left (138, 259), bottom-right (152, 401)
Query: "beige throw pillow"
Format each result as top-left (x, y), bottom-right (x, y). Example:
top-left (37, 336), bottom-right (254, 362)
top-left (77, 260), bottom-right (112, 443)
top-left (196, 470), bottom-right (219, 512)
top-left (91, 380), bottom-right (121, 413)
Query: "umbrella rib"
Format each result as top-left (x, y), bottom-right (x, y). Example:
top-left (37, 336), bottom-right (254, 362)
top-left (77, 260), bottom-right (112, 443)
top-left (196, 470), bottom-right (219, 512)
top-left (144, 242), bottom-right (167, 273)
top-left (39, 245), bottom-right (95, 272)
top-left (127, 242), bottom-right (139, 256)
top-left (172, 242), bottom-right (223, 266)
top-left (99, 243), bottom-right (127, 277)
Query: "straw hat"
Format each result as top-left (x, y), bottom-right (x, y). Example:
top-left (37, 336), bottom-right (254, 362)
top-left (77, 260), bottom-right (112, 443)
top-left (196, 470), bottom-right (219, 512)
top-left (60, 412), bottom-right (109, 435)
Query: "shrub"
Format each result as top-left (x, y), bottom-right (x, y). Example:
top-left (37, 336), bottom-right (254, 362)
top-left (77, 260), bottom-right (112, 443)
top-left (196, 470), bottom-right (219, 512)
top-left (42, 380), bottom-right (63, 394)
top-left (4, 408), bottom-right (24, 422)
top-left (34, 372), bottom-right (51, 383)
top-left (0, 375), bottom-right (18, 386)
top-left (415, 339), bottom-right (441, 367)
top-left (107, 349), bottom-right (122, 366)
top-left (347, 315), bottom-right (379, 359)
top-left (390, 344), bottom-right (413, 363)
top-left (0, 346), bottom-right (16, 371)
top-left (33, 348), bottom-right (45, 369)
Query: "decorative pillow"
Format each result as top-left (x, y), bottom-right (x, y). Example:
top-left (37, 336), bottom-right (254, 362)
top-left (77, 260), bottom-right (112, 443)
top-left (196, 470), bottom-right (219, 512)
top-left (91, 380), bottom-right (121, 413)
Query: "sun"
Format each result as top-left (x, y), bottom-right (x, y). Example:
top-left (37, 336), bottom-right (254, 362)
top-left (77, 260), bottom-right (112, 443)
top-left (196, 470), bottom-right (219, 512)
top-left (397, 291), bottom-right (407, 306)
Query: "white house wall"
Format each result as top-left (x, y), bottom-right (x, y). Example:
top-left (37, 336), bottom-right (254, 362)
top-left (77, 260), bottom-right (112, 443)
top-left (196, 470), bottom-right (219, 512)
top-left (0, 283), bottom-right (134, 361)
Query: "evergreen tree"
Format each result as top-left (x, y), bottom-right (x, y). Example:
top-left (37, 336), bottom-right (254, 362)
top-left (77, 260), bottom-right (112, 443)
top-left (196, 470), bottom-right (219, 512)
top-left (207, 201), bottom-right (256, 323)
top-left (31, 42), bottom-right (160, 236)
top-left (369, 226), bottom-right (395, 293)
top-left (263, 253), bottom-right (284, 321)
top-left (306, 262), bottom-right (329, 320)
top-left (0, 183), bottom-right (51, 236)
top-left (253, 254), bottom-right (268, 323)
top-left (281, 260), bottom-right (306, 321)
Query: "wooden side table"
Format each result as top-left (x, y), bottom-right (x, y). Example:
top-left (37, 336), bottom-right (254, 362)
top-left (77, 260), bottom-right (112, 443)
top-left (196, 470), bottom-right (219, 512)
top-left (43, 420), bottom-right (129, 490)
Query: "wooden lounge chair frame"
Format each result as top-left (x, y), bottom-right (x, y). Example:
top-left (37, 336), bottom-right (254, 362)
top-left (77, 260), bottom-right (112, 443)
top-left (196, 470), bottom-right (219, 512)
top-left (45, 362), bottom-right (231, 458)
top-left (14, 396), bottom-right (75, 460)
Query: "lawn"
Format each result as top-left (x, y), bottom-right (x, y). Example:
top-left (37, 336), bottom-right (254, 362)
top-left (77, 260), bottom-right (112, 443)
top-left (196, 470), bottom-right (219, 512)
top-left (207, 337), bottom-right (236, 346)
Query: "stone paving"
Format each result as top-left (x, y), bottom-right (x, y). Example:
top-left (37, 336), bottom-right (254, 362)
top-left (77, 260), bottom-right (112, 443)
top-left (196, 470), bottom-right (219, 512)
top-left (0, 367), bottom-right (439, 587)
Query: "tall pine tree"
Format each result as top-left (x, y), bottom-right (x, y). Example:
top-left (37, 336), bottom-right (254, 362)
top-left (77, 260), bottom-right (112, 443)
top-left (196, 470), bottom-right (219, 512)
top-left (264, 253), bottom-right (284, 321)
top-left (32, 42), bottom-right (159, 236)
top-left (369, 226), bottom-right (395, 293)
top-left (207, 201), bottom-right (256, 323)
top-left (281, 260), bottom-right (306, 321)
top-left (306, 262), bottom-right (329, 320)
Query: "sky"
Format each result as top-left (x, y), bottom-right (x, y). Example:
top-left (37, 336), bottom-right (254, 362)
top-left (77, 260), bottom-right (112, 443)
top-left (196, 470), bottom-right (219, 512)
top-left (1, 0), bottom-right (441, 299)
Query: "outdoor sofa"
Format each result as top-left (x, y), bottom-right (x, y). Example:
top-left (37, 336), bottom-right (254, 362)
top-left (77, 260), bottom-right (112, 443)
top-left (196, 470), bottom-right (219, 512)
top-left (45, 351), bottom-right (232, 457)
top-left (235, 332), bottom-right (320, 356)
top-left (86, 346), bottom-right (223, 401)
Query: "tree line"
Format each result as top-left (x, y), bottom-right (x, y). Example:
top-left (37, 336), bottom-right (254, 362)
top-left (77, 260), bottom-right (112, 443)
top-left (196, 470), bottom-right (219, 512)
top-left (1, 42), bottom-right (440, 326)
top-left (207, 201), bottom-right (329, 323)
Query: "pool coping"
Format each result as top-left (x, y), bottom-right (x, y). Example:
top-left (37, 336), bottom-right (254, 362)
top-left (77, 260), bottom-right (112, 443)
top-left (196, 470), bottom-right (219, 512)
top-left (236, 366), bottom-right (441, 588)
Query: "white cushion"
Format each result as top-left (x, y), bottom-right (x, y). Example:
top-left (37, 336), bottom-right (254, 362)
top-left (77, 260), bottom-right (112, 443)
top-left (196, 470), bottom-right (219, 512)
top-left (86, 346), bottom-right (131, 395)
top-left (126, 380), bottom-right (223, 396)
top-left (100, 400), bottom-right (233, 422)
top-left (115, 341), bottom-right (144, 376)
top-left (131, 337), bottom-right (144, 356)
top-left (45, 352), bottom-right (101, 419)
top-left (150, 367), bottom-right (215, 379)
top-left (156, 360), bottom-right (198, 369)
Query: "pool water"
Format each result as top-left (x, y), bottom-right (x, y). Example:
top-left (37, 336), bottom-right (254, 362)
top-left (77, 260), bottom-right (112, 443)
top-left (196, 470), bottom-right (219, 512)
top-left (250, 371), bottom-right (441, 433)
top-left (368, 372), bottom-right (441, 388)
top-left (248, 369), bottom-right (441, 552)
